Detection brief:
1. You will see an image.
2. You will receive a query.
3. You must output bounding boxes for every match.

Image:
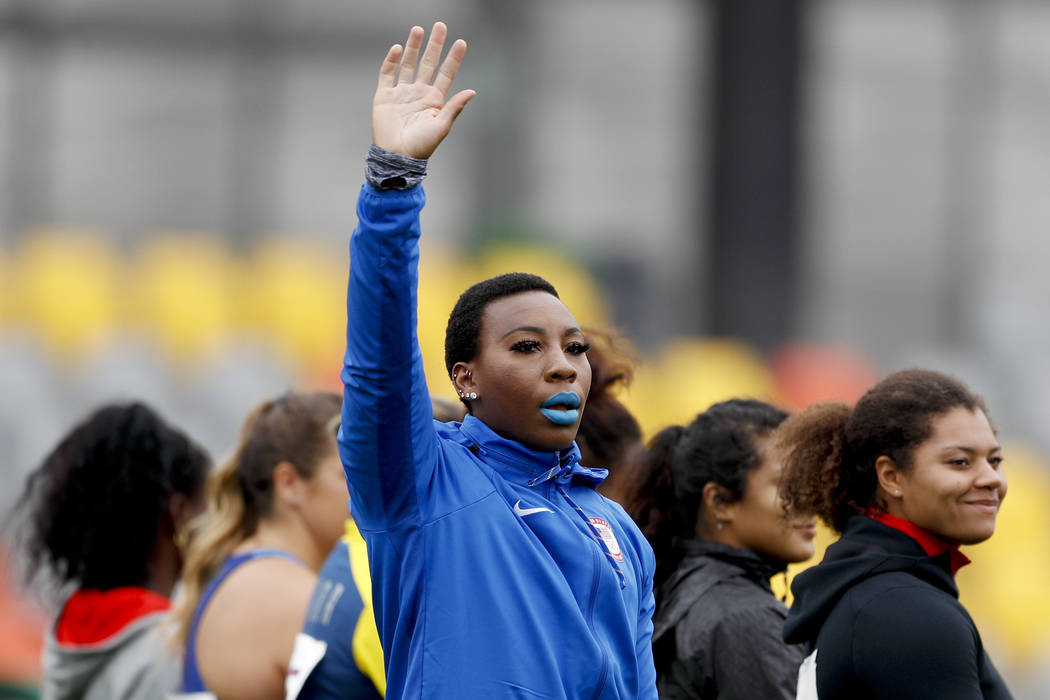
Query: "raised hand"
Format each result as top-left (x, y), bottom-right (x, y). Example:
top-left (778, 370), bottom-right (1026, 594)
top-left (372, 22), bottom-right (476, 160)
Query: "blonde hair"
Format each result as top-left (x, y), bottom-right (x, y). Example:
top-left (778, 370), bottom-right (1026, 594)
top-left (173, 391), bottom-right (340, 647)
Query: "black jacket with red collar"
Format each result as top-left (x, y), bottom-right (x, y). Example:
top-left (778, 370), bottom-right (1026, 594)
top-left (784, 515), bottom-right (1012, 699)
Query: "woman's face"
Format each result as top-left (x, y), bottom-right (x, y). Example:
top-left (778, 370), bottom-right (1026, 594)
top-left (894, 407), bottom-right (1005, 545)
top-left (725, 435), bottom-right (816, 564)
top-left (301, 437), bottom-right (350, 553)
top-left (460, 291), bottom-right (592, 452)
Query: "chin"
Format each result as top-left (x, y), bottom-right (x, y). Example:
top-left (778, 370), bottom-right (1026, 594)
top-left (524, 428), bottom-right (578, 453)
top-left (784, 543), bottom-right (816, 564)
top-left (952, 526), bottom-right (997, 546)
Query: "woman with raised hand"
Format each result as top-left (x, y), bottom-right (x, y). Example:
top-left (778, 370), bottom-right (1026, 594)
top-left (632, 399), bottom-right (816, 699)
top-left (341, 22), bottom-right (658, 699)
top-left (10, 402), bottom-right (210, 700)
top-left (175, 391), bottom-right (348, 700)
top-left (779, 369), bottom-right (1011, 698)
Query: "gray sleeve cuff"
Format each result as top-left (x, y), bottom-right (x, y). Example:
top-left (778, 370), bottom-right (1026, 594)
top-left (366, 144), bottom-right (428, 190)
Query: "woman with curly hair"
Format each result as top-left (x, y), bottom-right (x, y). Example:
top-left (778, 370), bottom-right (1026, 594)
top-left (9, 402), bottom-right (211, 700)
top-left (779, 369), bottom-right (1011, 698)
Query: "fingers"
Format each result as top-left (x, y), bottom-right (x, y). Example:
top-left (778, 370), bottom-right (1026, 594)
top-left (438, 89), bottom-right (477, 131)
top-left (415, 22), bottom-right (447, 85)
top-left (432, 39), bottom-right (468, 96)
top-left (377, 44), bottom-right (403, 90)
top-left (397, 25), bottom-right (424, 85)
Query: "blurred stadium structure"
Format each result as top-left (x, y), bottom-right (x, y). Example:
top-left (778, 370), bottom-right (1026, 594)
top-left (1, 0), bottom-right (1049, 696)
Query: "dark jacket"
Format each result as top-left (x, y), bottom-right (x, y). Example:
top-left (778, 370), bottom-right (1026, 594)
top-left (652, 540), bottom-right (803, 699)
top-left (785, 515), bottom-right (1012, 699)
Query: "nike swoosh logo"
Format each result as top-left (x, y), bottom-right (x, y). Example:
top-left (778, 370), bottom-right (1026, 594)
top-left (513, 499), bottom-right (553, 517)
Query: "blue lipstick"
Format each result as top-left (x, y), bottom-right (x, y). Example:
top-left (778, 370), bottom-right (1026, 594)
top-left (540, 392), bottom-right (581, 426)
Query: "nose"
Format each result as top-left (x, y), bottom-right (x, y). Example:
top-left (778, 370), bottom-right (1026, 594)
top-left (974, 457), bottom-right (1006, 494)
top-left (546, 349), bottom-right (577, 383)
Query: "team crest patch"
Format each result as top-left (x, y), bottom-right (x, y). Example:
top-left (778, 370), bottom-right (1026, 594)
top-left (589, 517), bottom-right (625, 562)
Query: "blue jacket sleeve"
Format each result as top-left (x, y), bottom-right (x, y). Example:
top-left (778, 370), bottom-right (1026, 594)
top-left (339, 183), bottom-right (439, 531)
top-left (635, 541), bottom-right (659, 699)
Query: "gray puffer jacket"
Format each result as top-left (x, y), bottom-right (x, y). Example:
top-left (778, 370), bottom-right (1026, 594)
top-left (652, 540), bottom-right (802, 700)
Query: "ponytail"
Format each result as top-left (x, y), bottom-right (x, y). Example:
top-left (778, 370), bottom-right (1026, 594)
top-left (629, 425), bottom-right (686, 586)
top-left (173, 402), bottom-right (268, 647)
top-left (173, 391), bottom-right (341, 648)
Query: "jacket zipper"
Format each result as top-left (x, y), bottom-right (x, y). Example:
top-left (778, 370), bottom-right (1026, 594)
top-left (586, 545), bottom-right (611, 699)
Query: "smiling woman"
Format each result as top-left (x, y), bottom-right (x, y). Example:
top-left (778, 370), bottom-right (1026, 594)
top-left (339, 22), bottom-right (657, 700)
top-left (777, 369), bottom-right (1012, 699)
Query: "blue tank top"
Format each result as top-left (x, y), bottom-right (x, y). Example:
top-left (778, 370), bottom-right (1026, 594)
top-left (181, 548), bottom-right (304, 693)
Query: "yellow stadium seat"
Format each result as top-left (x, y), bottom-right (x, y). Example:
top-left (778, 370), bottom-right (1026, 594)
top-left (248, 237), bottom-right (346, 375)
top-left (13, 229), bottom-right (120, 361)
top-left (475, 243), bottom-right (610, 330)
top-left (127, 234), bottom-right (237, 365)
top-left (621, 337), bottom-right (777, 438)
top-left (417, 246), bottom-right (471, 400)
top-left (0, 247), bottom-right (8, 325)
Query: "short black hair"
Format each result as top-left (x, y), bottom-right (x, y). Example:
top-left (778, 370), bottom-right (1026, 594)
top-left (444, 272), bottom-right (559, 378)
top-left (10, 402), bottom-right (211, 597)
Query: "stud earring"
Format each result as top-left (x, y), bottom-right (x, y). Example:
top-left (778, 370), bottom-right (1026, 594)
top-left (468, 392), bottom-right (478, 400)
top-left (458, 391), bottom-right (465, 398)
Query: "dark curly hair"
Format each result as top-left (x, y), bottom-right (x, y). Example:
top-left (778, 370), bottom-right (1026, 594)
top-left (777, 368), bottom-right (990, 533)
top-left (9, 402), bottom-right (211, 601)
top-left (576, 327), bottom-right (641, 471)
top-left (444, 272), bottom-right (559, 409)
top-left (631, 399), bottom-right (788, 584)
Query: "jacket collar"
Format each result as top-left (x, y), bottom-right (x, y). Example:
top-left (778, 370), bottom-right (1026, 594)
top-left (673, 538), bottom-right (787, 584)
top-left (457, 414), bottom-right (606, 487)
top-left (868, 509), bottom-right (971, 575)
top-left (652, 539), bottom-right (785, 642)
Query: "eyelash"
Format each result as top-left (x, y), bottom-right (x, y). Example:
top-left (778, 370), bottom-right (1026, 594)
top-left (947, 456), bottom-right (1004, 467)
top-left (510, 340), bottom-right (541, 353)
top-left (509, 340), bottom-right (591, 355)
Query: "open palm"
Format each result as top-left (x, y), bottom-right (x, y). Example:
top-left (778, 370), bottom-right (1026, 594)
top-left (372, 23), bottom-right (475, 160)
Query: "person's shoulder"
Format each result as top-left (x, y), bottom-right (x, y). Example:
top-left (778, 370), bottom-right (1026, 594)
top-left (686, 581), bottom-right (785, 638)
top-left (234, 554), bottom-right (315, 589)
top-left (211, 555), bottom-right (316, 624)
top-left (841, 573), bottom-right (975, 648)
top-left (844, 569), bottom-right (958, 614)
top-left (318, 540), bottom-right (353, 580)
top-left (88, 617), bottom-right (182, 700)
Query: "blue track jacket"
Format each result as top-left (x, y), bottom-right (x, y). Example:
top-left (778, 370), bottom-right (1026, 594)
top-left (339, 183), bottom-right (658, 699)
